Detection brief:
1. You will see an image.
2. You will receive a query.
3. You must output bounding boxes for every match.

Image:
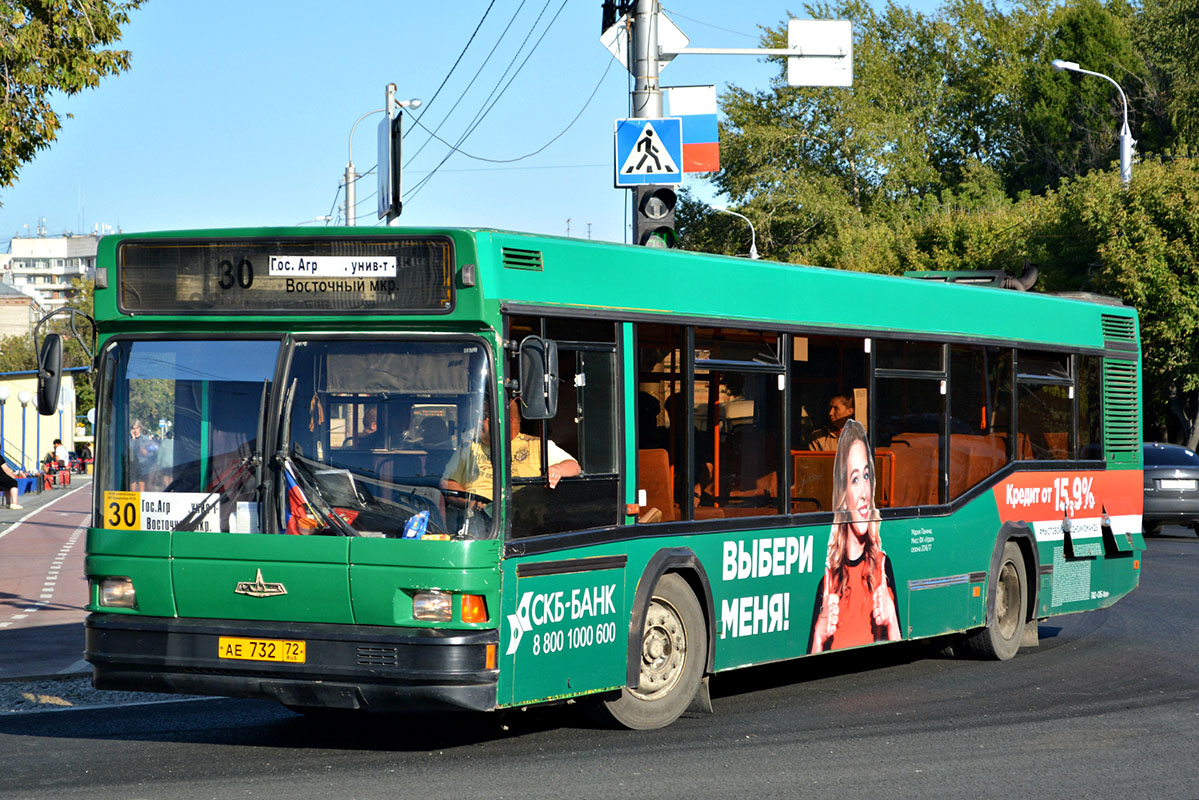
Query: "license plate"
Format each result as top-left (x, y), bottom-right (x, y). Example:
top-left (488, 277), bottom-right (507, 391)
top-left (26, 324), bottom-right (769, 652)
top-left (218, 636), bottom-right (306, 663)
top-left (1158, 478), bottom-right (1198, 490)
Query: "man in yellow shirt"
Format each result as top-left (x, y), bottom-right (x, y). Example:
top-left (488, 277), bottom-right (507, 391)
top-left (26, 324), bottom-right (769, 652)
top-left (441, 398), bottom-right (580, 508)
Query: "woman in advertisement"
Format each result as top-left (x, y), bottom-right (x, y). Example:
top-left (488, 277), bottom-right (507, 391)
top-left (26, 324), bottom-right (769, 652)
top-left (809, 419), bottom-right (902, 652)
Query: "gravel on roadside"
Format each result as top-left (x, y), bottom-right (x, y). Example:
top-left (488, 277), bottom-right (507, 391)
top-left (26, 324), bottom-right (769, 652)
top-left (0, 676), bottom-right (201, 714)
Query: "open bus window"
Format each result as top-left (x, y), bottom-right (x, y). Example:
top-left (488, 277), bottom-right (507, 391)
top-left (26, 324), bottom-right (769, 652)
top-left (283, 338), bottom-right (493, 539)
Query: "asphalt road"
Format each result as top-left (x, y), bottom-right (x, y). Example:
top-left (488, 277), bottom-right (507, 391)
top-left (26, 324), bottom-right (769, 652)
top-left (0, 529), bottom-right (1195, 799)
top-left (0, 478), bottom-right (91, 679)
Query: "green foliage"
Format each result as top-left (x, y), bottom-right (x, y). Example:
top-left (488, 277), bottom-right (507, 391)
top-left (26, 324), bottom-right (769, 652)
top-left (0, 333), bottom-right (34, 373)
top-left (1067, 159), bottom-right (1199, 443)
top-left (0, 0), bottom-right (144, 189)
top-left (1137, 0), bottom-right (1199, 148)
top-left (64, 277), bottom-right (96, 414)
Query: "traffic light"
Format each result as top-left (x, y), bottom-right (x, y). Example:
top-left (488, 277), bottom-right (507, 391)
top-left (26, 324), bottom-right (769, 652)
top-left (633, 185), bottom-right (677, 249)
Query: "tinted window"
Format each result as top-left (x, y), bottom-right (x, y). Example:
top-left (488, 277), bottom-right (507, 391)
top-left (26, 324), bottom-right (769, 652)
top-left (948, 345), bottom-right (1012, 499)
top-left (1143, 444), bottom-right (1199, 467)
top-left (876, 339), bottom-right (942, 371)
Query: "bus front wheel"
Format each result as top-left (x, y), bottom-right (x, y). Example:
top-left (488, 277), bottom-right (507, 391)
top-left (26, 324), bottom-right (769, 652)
top-left (962, 541), bottom-right (1027, 660)
top-left (602, 573), bottom-right (706, 730)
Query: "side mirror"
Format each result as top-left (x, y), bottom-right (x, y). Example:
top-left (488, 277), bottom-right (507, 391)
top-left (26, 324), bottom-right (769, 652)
top-left (518, 336), bottom-right (558, 419)
top-left (37, 333), bottom-right (63, 416)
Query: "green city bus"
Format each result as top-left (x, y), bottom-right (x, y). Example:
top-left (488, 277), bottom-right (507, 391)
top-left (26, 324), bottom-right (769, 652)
top-left (42, 227), bottom-right (1144, 729)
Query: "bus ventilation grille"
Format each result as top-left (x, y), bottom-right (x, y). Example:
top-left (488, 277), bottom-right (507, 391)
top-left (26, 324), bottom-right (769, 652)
top-left (1101, 314), bottom-right (1137, 343)
top-left (356, 646), bottom-right (399, 667)
top-left (502, 247), bottom-right (544, 271)
top-left (1103, 359), bottom-right (1139, 459)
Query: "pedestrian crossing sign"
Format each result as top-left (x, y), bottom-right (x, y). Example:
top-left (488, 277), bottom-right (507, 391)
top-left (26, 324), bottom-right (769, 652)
top-left (614, 117), bottom-right (683, 187)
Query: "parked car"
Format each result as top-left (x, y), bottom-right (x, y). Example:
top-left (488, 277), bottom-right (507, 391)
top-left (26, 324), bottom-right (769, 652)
top-left (1142, 442), bottom-right (1199, 535)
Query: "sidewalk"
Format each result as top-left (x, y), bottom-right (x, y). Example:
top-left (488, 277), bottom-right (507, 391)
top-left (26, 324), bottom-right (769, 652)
top-left (0, 475), bottom-right (93, 681)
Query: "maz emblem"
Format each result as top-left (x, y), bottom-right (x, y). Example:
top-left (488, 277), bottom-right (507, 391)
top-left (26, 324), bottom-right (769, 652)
top-left (234, 569), bottom-right (288, 598)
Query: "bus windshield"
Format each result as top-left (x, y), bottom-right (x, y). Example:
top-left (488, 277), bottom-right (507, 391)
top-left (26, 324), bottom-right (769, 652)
top-left (282, 338), bottom-right (493, 539)
top-left (99, 337), bottom-right (494, 538)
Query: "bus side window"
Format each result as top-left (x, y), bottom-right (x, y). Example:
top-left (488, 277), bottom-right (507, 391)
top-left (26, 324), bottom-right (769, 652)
top-left (790, 334), bottom-right (868, 511)
top-left (874, 340), bottom-right (946, 507)
top-left (948, 345), bottom-right (1012, 500)
top-left (508, 315), bottom-right (621, 537)
top-left (1016, 349), bottom-right (1073, 460)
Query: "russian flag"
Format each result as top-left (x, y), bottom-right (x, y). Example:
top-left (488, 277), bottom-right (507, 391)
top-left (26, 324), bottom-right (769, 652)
top-left (666, 85), bottom-right (720, 173)
top-left (283, 464), bottom-right (319, 535)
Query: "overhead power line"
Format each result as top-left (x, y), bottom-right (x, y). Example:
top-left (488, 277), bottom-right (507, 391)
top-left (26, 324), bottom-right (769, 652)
top-left (404, 0), bottom-right (531, 166)
top-left (405, 0), bottom-right (572, 202)
top-left (403, 53), bottom-right (614, 166)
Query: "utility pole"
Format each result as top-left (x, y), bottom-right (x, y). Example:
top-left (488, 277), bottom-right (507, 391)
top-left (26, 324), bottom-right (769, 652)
top-left (631, 0), bottom-right (662, 120)
top-left (628, 0), bottom-right (680, 247)
top-left (611, 3), bottom-right (852, 247)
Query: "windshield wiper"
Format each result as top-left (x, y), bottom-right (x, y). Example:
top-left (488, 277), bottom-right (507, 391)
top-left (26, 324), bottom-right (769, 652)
top-left (171, 452), bottom-right (259, 533)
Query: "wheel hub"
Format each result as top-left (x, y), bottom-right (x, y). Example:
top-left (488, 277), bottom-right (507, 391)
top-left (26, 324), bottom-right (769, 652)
top-left (632, 599), bottom-right (686, 700)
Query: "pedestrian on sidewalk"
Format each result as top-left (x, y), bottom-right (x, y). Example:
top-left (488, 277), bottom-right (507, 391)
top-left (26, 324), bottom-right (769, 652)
top-left (1, 460), bottom-right (22, 509)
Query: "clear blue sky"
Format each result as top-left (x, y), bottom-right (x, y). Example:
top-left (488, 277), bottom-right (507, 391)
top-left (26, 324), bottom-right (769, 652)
top-left (0, 0), bottom-right (941, 247)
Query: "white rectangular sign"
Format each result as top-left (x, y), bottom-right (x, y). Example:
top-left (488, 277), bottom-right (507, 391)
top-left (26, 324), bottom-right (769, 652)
top-left (787, 20), bottom-right (853, 87)
top-left (138, 492), bottom-right (220, 532)
top-left (268, 255), bottom-right (398, 278)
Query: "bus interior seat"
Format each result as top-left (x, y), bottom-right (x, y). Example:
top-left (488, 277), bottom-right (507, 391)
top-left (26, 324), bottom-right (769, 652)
top-left (948, 433), bottom-right (1007, 497)
top-left (418, 417), bottom-right (452, 449)
top-left (888, 434), bottom-right (940, 506)
top-left (637, 448), bottom-right (678, 522)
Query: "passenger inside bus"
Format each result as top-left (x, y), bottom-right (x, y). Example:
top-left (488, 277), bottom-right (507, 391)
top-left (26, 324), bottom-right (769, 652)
top-left (441, 398), bottom-right (580, 511)
top-left (809, 394), bottom-right (855, 451)
top-left (344, 406), bottom-right (382, 450)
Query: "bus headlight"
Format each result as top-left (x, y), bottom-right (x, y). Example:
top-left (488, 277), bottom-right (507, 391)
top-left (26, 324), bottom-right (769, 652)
top-left (98, 577), bottom-right (137, 609)
top-left (412, 590), bottom-right (452, 621)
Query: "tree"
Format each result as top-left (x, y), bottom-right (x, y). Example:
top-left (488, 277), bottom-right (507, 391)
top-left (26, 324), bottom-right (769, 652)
top-left (1136, 0), bottom-right (1199, 149)
top-left (63, 276), bottom-right (96, 415)
top-left (1063, 159), bottom-right (1199, 447)
top-left (1, 0), bottom-right (144, 190)
top-left (1005, 0), bottom-right (1156, 195)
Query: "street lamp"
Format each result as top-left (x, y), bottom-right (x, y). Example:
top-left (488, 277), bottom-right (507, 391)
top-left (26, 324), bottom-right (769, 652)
top-left (1050, 59), bottom-right (1133, 187)
top-left (712, 206), bottom-right (760, 259)
top-left (344, 95), bottom-right (421, 226)
top-left (17, 390), bottom-right (31, 471)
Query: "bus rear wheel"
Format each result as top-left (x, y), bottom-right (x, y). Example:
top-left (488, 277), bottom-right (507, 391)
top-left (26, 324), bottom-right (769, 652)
top-left (602, 573), bottom-right (706, 730)
top-left (962, 541), bottom-right (1027, 660)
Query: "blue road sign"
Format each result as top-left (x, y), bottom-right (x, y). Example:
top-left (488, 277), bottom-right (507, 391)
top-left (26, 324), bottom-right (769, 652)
top-left (614, 117), bottom-right (683, 187)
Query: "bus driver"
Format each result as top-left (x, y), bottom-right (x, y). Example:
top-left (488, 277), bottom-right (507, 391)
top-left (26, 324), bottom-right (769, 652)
top-left (441, 397), bottom-right (580, 510)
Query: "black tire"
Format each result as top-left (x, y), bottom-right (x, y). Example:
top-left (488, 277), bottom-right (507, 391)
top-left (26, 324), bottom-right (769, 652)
top-left (961, 541), bottom-right (1027, 661)
top-left (602, 573), bottom-right (706, 730)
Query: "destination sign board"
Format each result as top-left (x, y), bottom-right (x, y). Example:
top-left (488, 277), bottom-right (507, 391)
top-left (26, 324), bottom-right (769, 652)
top-left (118, 236), bottom-right (454, 314)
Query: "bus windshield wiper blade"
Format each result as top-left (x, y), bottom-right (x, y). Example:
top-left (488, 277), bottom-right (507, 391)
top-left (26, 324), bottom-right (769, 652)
top-left (171, 453), bottom-right (258, 533)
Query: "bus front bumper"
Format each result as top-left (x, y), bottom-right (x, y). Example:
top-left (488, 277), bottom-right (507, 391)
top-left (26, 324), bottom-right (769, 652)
top-left (85, 613), bottom-right (499, 712)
